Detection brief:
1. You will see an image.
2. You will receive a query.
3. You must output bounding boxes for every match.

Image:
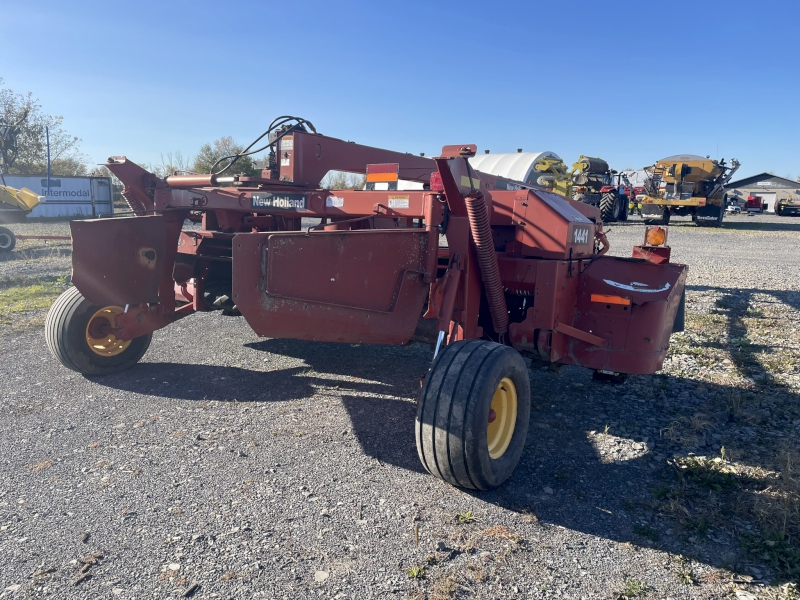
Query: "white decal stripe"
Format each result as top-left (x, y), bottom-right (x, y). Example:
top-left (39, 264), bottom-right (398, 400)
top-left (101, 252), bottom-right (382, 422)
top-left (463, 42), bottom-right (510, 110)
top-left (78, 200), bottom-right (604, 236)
top-left (602, 279), bottom-right (671, 293)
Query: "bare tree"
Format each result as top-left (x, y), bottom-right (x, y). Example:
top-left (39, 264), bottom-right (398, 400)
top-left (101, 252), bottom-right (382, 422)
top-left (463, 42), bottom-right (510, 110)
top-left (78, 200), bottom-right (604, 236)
top-left (151, 151), bottom-right (195, 178)
top-left (0, 78), bottom-right (88, 176)
top-left (321, 170), bottom-right (367, 189)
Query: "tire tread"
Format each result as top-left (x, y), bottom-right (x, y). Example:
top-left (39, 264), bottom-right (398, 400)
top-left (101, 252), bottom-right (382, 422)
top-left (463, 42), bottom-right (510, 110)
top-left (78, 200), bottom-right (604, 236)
top-left (416, 340), bottom-right (530, 490)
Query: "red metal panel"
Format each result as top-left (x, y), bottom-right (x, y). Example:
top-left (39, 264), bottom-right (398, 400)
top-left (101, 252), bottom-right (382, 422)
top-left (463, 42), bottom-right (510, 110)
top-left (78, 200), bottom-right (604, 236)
top-left (285, 132), bottom-right (435, 187)
top-left (232, 229), bottom-right (430, 344)
top-left (508, 259), bottom-right (580, 359)
top-left (503, 189), bottom-right (596, 259)
top-left (563, 257), bottom-right (687, 374)
top-left (71, 215), bottom-right (166, 306)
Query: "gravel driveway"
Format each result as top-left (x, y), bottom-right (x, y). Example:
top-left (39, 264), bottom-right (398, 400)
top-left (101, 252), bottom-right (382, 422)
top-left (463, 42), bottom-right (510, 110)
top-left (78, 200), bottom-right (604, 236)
top-left (1, 214), bottom-right (798, 599)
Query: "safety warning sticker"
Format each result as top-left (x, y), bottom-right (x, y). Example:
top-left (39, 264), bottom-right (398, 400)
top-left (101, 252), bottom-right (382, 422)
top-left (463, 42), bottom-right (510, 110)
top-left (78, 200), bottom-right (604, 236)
top-left (388, 195), bottom-right (409, 209)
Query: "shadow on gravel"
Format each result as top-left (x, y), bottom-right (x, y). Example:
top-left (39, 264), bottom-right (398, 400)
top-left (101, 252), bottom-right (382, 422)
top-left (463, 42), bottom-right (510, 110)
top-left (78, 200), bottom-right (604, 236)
top-left (717, 219), bottom-right (800, 232)
top-left (245, 338), bottom-right (431, 389)
top-left (90, 363), bottom-right (318, 402)
top-left (247, 336), bottom-right (799, 581)
top-left (341, 394), bottom-right (425, 474)
top-left (90, 360), bottom-right (416, 403)
top-left (248, 339), bottom-right (429, 474)
top-left (91, 337), bottom-right (430, 406)
top-left (470, 370), bottom-right (800, 580)
top-left (88, 331), bottom-right (799, 579)
top-left (686, 284), bottom-right (800, 378)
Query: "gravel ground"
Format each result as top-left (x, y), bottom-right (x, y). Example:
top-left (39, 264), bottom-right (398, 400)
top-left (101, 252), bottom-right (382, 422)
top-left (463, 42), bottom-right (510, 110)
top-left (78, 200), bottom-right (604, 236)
top-left (1, 214), bottom-right (799, 599)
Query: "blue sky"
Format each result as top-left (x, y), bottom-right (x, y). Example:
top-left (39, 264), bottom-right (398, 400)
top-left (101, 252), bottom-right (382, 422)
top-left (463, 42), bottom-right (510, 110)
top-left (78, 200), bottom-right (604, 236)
top-left (3, 0), bottom-right (798, 179)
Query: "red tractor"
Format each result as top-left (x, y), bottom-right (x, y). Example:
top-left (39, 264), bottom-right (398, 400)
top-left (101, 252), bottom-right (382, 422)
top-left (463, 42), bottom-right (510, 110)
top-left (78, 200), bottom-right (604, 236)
top-left (45, 117), bottom-right (687, 490)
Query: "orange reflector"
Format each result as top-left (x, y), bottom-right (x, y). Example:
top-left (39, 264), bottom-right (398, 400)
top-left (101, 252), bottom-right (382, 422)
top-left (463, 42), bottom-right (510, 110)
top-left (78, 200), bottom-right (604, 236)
top-left (366, 172), bottom-right (399, 183)
top-left (591, 294), bottom-right (631, 306)
top-left (366, 163), bottom-right (400, 183)
top-left (645, 226), bottom-right (667, 246)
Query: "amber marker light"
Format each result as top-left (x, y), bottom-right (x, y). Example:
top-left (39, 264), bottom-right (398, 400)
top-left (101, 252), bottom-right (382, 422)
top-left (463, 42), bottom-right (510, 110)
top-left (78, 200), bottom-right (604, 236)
top-left (644, 226), bottom-right (667, 246)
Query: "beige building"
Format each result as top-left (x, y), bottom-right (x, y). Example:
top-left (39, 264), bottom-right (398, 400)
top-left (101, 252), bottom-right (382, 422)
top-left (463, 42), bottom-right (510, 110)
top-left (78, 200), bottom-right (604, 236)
top-left (725, 173), bottom-right (799, 213)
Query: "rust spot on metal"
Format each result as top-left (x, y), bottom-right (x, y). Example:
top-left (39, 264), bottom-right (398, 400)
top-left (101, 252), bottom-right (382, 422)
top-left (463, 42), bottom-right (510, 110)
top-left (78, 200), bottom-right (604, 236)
top-left (139, 247), bottom-right (157, 269)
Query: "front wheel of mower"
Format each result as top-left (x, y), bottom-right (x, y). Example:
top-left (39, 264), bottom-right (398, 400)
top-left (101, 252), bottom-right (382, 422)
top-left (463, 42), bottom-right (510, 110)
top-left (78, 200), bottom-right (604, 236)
top-left (416, 340), bottom-right (531, 490)
top-left (0, 227), bottom-right (16, 252)
top-left (45, 286), bottom-right (152, 376)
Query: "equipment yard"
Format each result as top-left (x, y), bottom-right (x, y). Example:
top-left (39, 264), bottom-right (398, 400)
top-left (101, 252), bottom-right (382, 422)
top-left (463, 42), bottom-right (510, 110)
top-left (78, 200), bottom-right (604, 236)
top-left (0, 214), bottom-right (798, 599)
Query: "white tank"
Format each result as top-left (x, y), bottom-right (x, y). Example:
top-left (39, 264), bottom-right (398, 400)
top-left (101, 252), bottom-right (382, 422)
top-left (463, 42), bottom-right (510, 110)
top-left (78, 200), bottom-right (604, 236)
top-left (468, 151), bottom-right (562, 186)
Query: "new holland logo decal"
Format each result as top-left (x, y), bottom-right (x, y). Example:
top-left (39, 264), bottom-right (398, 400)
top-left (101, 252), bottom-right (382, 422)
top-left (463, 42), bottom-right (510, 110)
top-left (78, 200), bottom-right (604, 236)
top-left (251, 193), bottom-right (307, 210)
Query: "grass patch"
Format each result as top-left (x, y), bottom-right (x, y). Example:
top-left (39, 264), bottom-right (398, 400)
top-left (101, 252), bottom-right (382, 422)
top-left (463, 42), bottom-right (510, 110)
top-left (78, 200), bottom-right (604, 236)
top-left (616, 577), bottom-right (648, 598)
top-left (743, 534), bottom-right (800, 579)
top-left (407, 565), bottom-right (426, 579)
top-left (673, 556), bottom-right (697, 585)
top-left (0, 275), bottom-right (67, 327)
top-left (632, 524), bottom-right (659, 542)
top-left (675, 456), bottom-right (738, 492)
top-left (649, 452), bottom-right (799, 579)
top-left (456, 511), bottom-right (476, 523)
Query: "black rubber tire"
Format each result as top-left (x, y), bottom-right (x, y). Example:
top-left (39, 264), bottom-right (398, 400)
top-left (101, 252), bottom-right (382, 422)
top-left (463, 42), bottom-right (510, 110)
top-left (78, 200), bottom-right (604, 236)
top-left (0, 226), bottom-right (16, 252)
top-left (600, 191), bottom-right (621, 222)
top-left (662, 208), bottom-right (671, 225)
top-left (45, 286), bottom-right (152, 376)
top-left (416, 340), bottom-right (531, 490)
top-left (714, 204), bottom-right (725, 227)
top-left (618, 197), bottom-right (629, 221)
top-left (775, 204), bottom-right (783, 216)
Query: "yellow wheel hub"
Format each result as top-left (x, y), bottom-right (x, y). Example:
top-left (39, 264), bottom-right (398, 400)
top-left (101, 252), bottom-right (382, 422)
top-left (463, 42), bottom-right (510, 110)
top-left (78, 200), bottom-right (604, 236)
top-left (85, 306), bottom-right (130, 357)
top-left (487, 377), bottom-right (517, 459)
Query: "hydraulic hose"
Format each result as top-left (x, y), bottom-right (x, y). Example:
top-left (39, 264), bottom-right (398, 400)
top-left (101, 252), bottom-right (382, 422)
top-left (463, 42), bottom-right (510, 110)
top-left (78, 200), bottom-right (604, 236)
top-left (465, 193), bottom-right (508, 337)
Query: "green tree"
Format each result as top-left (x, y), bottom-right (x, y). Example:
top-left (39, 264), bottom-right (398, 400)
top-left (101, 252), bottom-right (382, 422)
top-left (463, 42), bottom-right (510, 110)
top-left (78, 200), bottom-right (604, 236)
top-left (0, 78), bottom-right (87, 176)
top-left (193, 136), bottom-right (258, 176)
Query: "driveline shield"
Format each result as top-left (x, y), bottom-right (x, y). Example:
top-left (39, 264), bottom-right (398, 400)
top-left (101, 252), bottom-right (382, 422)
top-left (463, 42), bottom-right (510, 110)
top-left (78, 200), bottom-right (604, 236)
top-left (251, 193), bottom-right (307, 210)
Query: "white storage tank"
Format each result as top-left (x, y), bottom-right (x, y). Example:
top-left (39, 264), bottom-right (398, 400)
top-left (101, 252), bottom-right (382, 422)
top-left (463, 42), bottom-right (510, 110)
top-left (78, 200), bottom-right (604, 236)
top-left (468, 151), bottom-right (562, 185)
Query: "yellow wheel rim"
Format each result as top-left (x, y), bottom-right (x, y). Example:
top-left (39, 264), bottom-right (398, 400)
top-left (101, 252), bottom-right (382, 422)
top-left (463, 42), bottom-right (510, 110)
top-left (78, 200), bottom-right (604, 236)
top-left (85, 306), bottom-right (130, 357)
top-left (487, 377), bottom-right (518, 459)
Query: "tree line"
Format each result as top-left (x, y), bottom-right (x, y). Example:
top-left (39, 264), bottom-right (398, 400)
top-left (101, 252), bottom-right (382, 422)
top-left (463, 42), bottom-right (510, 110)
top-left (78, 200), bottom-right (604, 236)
top-left (1, 80), bottom-right (369, 189)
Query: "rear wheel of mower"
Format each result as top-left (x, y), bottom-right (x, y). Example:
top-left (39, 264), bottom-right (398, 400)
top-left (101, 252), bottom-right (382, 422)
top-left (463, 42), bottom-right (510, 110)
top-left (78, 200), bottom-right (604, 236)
top-left (600, 192), bottom-right (621, 222)
top-left (416, 340), bottom-right (531, 490)
top-left (0, 227), bottom-right (15, 252)
top-left (45, 286), bottom-right (152, 376)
